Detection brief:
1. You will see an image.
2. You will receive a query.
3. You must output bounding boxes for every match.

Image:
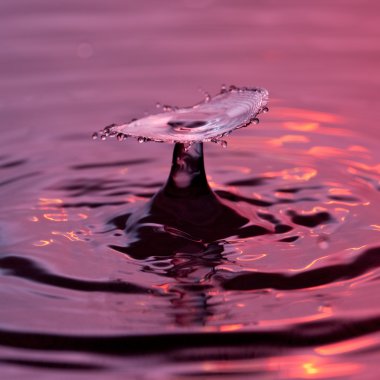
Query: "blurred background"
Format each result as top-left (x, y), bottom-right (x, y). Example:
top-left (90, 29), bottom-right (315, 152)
top-left (1, 0), bottom-right (379, 141)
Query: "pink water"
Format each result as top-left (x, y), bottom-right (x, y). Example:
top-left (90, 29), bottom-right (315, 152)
top-left (1, 1), bottom-right (380, 379)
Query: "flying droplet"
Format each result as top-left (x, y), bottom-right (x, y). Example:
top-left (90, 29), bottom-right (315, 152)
top-left (262, 106), bottom-right (269, 113)
top-left (221, 140), bottom-right (228, 148)
top-left (100, 134), bottom-right (107, 141)
top-left (251, 118), bottom-right (260, 125)
top-left (117, 133), bottom-right (125, 141)
top-left (92, 132), bottom-right (98, 140)
top-left (156, 102), bottom-right (162, 109)
top-left (138, 136), bottom-right (145, 143)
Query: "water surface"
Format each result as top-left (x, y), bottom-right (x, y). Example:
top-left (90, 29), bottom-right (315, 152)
top-left (1, 1), bottom-right (380, 379)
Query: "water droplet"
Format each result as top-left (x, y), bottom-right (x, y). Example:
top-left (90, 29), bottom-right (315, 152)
top-left (229, 85), bottom-right (237, 91)
top-left (163, 105), bottom-right (173, 112)
top-left (92, 132), bottom-right (98, 140)
top-left (117, 133), bottom-right (125, 141)
top-left (204, 93), bottom-right (211, 102)
top-left (221, 84), bottom-right (227, 93)
top-left (138, 136), bottom-right (145, 143)
top-left (100, 134), bottom-right (107, 141)
top-left (262, 106), bottom-right (269, 113)
top-left (156, 102), bottom-right (162, 109)
top-left (251, 118), bottom-right (260, 125)
top-left (221, 140), bottom-right (228, 148)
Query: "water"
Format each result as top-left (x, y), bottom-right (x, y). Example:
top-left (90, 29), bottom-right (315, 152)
top-left (97, 86), bottom-right (269, 144)
top-left (1, 1), bottom-right (380, 379)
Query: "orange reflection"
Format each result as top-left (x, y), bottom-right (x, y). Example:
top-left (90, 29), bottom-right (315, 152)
top-left (43, 212), bottom-right (68, 222)
top-left (265, 167), bottom-right (317, 181)
top-left (347, 161), bottom-right (380, 175)
top-left (276, 108), bottom-right (344, 124)
top-left (38, 198), bottom-right (63, 208)
top-left (236, 253), bottom-right (266, 262)
top-left (348, 145), bottom-right (369, 153)
top-left (316, 336), bottom-right (378, 356)
top-left (222, 165), bottom-right (251, 174)
top-left (328, 188), bottom-right (352, 196)
top-left (289, 255), bottom-right (330, 272)
top-left (303, 362), bottom-right (319, 375)
top-left (219, 324), bottom-right (243, 332)
top-left (153, 283), bottom-right (170, 294)
top-left (51, 231), bottom-right (84, 242)
top-left (260, 309), bottom-right (332, 327)
top-left (33, 239), bottom-right (53, 247)
top-left (268, 355), bottom-right (362, 379)
top-left (284, 122), bottom-right (320, 132)
top-left (37, 197), bottom-right (69, 222)
top-left (269, 134), bottom-right (310, 146)
top-left (307, 146), bottom-right (344, 158)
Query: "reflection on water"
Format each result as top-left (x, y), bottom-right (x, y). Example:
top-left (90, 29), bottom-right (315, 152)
top-left (2, 102), bottom-right (380, 378)
top-left (1, 0), bottom-right (380, 379)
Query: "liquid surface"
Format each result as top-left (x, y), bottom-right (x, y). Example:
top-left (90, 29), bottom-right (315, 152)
top-left (98, 86), bottom-right (268, 144)
top-left (1, 1), bottom-right (380, 379)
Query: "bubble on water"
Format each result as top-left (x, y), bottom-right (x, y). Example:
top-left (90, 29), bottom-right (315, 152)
top-left (92, 132), bottom-right (98, 140)
top-left (98, 86), bottom-right (269, 145)
top-left (262, 106), bottom-right (269, 113)
top-left (251, 118), bottom-right (260, 125)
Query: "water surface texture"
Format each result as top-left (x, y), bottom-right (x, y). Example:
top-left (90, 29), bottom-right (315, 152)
top-left (1, 1), bottom-right (380, 379)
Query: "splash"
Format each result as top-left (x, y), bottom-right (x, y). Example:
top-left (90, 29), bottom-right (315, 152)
top-left (96, 85), bottom-right (270, 257)
top-left (94, 86), bottom-right (269, 146)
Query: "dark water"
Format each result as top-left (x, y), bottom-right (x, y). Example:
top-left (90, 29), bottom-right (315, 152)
top-left (1, 1), bottom-right (380, 379)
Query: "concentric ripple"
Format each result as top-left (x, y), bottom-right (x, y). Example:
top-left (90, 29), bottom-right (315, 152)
top-left (96, 86), bottom-right (269, 144)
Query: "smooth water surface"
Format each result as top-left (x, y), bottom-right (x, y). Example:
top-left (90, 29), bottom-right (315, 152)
top-left (1, 1), bottom-right (380, 379)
